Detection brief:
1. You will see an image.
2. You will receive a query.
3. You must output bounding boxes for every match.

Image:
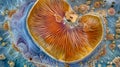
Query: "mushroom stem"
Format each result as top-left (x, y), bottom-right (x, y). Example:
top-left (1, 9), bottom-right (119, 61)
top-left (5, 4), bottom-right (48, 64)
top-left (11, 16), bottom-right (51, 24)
top-left (65, 11), bottom-right (78, 23)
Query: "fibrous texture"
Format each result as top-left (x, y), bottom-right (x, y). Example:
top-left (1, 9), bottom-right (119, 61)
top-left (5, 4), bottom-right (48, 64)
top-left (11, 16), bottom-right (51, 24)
top-left (27, 0), bottom-right (103, 62)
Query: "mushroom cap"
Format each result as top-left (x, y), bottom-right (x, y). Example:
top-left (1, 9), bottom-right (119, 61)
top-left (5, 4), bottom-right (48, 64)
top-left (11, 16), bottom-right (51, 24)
top-left (27, 0), bottom-right (103, 63)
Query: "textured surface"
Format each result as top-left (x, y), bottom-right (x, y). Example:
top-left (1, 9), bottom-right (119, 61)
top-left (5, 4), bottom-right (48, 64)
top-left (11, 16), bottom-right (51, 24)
top-left (27, 0), bottom-right (103, 62)
top-left (0, 0), bottom-right (120, 67)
